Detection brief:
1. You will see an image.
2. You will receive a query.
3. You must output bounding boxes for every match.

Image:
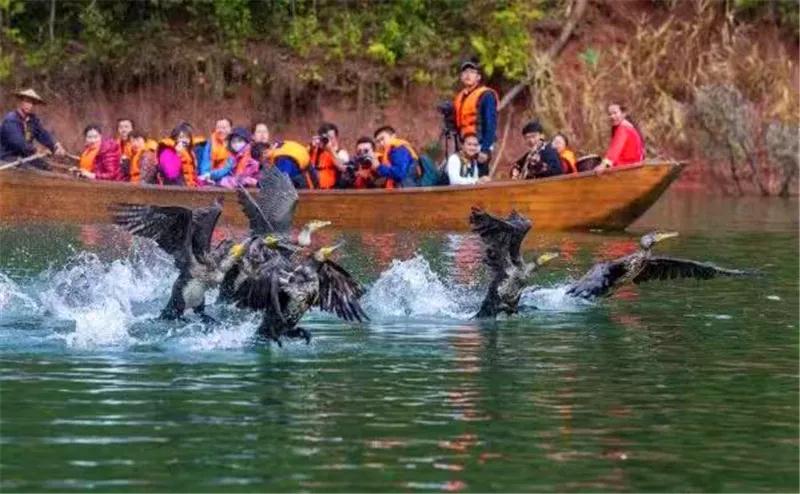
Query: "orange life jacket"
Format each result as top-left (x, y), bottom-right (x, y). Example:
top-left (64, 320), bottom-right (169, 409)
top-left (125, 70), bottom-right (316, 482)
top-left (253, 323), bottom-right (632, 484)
top-left (380, 137), bottom-right (418, 189)
top-left (310, 147), bottom-right (338, 189)
top-left (453, 85), bottom-right (499, 138)
top-left (130, 139), bottom-right (158, 183)
top-left (268, 140), bottom-right (315, 189)
top-left (559, 148), bottom-right (577, 174)
top-left (118, 137), bottom-right (134, 161)
top-left (79, 143), bottom-right (100, 172)
top-left (208, 133), bottom-right (230, 171)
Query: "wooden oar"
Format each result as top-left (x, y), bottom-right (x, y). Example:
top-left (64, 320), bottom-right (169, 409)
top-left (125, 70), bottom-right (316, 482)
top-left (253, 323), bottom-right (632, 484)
top-left (0, 152), bottom-right (50, 171)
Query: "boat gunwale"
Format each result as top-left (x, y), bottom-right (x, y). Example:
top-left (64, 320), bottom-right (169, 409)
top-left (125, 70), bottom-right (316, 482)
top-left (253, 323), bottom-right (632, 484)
top-left (7, 159), bottom-right (686, 196)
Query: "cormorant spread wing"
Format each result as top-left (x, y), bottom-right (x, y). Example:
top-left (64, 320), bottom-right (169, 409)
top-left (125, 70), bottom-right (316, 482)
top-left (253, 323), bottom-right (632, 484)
top-left (190, 197), bottom-right (224, 258)
top-left (110, 203), bottom-right (193, 267)
top-left (316, 261), bottom-right (369, 323)
top-left (633, 257), bottom-right (752, 283)
top-left (232, 256), bottom-right (289, 315)
top-left (565, 259), bottom-right (631, 299)
top-left (237, 166), bottom-right (298, 235)
top-left (469, 207), bottom-right (532, 270)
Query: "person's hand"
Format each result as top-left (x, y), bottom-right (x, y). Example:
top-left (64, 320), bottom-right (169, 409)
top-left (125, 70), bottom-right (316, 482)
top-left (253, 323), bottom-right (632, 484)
top-left (80, 170), bottom-right (96, 180)
top-left (53, 142), bottom-right (66, 156)
top-left (478, 175), bottom-right (491, 184)
top-left (511, 168), bottom-right (520, 180)
top-left (594, 158), bottom-right (612, 175)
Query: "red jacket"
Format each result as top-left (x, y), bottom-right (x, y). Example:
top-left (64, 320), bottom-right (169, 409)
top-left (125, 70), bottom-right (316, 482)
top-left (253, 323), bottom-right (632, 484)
top-left (94, 139), bottom-right (123, 181)
top-left (605, 121), bottom-right (644, 167)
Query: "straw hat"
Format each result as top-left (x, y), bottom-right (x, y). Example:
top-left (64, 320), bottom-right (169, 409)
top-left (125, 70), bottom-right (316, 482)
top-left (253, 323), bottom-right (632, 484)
top-left (13, 88), bottom-right (46, 105)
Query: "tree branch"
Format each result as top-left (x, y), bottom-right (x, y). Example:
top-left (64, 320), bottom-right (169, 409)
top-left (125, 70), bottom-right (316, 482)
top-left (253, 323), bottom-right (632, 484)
top-left (498, 0), bottom-right (589, 112)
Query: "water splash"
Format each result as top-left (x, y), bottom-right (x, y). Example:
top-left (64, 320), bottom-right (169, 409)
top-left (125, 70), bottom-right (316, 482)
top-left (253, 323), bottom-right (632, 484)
top-left (0, 272), bottom-right (40, 314)
top-left (362, 255), bottom-right (475, 319)
top-left (521, 283), bottom-right (594, 313)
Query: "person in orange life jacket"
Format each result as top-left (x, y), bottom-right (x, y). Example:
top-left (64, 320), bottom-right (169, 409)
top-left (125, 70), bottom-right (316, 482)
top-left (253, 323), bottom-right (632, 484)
top-left (268, 139), bottom-right (319, 189)
top-left (129, 130), bottom-right (158, 184)
top-left (371, 126), bottom-right (418, 188)
top-left (310, 122), bottom-right (350, 189)
top-left (0, 88), bottom-right (66, 168)
top-left (453, 60), bottom-right (498, 168)
top-left (156, 123), bottom-right (197, 186)
top-left (510, 120), bottom-right (563, 180)
top-left (552, 133), bottom-right (577, 174)
top-left (75, 124), bottom-right (123, 181)
top-left (197, 117), bottom-right (233, 184)
top-left (217, 127), bottom-right (260, 189)
top-left (252, 122), bottom-right (271, 145)
top-left (595, 103), bottom-right (645, 173)
top-left (116, 118), bottom-right (135, 179)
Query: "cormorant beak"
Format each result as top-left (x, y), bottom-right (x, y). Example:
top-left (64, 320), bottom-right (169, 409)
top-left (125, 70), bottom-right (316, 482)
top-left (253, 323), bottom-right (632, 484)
top-left (654, 231), bottom-right (679, 243)
top-left (536, 252), bottom-right (559, 265)
top-left (309, 220), bottom-right (332, 232)
top-left (229, 243), bottom-right (246, 258)
top-left (262, 235), bottom-right (279, 247)
top-left (319, 242), bottom-right (343, 259)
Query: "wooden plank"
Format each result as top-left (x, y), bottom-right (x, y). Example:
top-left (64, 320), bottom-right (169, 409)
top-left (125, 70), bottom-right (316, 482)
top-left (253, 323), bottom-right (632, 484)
top-left (0, 161), bottom-right (685, 231)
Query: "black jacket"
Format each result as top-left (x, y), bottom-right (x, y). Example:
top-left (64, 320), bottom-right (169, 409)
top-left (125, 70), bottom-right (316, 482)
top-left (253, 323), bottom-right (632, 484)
top-left (512, 142), bottom-right (563, 179)
top-left (0, 111), bottom-right (57, 161)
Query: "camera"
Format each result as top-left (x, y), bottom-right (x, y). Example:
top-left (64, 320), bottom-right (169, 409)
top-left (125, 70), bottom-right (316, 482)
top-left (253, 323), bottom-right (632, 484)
top-left (437, 100), bottom-right (457, 134)
top-left (354, 154), bottom-right (373, 169)
top-left (314, 135), bottom-right (330, 147)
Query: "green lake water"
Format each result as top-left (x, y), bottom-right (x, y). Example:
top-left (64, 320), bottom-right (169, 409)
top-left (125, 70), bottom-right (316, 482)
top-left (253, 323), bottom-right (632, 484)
top-left (0, 190), bottom-right (797, 492)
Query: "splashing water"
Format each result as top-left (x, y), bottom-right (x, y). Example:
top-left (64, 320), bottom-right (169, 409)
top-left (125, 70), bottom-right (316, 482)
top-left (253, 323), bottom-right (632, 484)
top-left (521, 282), bottom-right (594, 313)
top-left (362, 255), bottom-right (476, 319)
top-left (0, 272), bottom-right (40, 315)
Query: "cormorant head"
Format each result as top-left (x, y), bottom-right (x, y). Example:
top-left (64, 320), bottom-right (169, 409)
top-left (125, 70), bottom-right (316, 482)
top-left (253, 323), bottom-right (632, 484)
top-left (640, 231), bottom-right (679, 249)
top-left (229, 242), bottom-right (246, 259)
top-left (313, 242), bottom-right (343, 262)
top-left (305, 220), bottom-right (332, 233)
top-left (263, 235), bottom-right (280, 248)
top-left (535, 251), bottom-right (559, 266)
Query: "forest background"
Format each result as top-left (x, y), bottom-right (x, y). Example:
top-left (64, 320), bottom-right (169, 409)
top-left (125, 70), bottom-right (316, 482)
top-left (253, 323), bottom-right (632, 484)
top-left (0, 0), bottom-right (797, 194)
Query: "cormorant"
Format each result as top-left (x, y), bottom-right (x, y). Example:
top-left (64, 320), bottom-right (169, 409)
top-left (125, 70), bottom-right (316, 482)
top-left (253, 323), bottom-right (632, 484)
top-left (470, 207), bottom-right (559, 318)
top-left (110, 197), bottom-right (245, 322)
top-left (566, 231), bottom-right (752, 300)
top-left (232, 242), bottom-right (368, 345)
top-left (217, 166), bottom-right (330, 303)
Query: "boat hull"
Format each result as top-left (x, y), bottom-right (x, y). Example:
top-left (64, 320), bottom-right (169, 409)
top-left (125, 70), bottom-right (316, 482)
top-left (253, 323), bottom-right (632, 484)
top-left (0, 161), bottom-right (685, 231)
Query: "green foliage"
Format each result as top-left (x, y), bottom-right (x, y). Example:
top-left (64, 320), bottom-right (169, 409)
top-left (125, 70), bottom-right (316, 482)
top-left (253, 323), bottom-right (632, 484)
top-left (579, 48), bottom-right (600, 72)
top-left (212, 0), bottom-right (253, 52)
top-left (469, 2), bottom-right (542, 81)
top-left (78, 2), bottom-right (125, 64)
top-left (283, 14), bottom-right (326, 57)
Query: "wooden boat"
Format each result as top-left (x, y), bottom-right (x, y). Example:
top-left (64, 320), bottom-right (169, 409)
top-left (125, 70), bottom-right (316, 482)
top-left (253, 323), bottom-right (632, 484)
top-left (0, 160), bottom-right (685, 231)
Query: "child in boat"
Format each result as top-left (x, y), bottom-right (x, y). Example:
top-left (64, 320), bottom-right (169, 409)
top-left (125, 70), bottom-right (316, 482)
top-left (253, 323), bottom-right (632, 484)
top-left (75, 124), bottom-right (123, 181)
top-left (552, 133), bottom-right (577, 174)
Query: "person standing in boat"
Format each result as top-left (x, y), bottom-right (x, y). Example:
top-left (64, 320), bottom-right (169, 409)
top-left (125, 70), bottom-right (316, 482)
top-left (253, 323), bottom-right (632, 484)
top-left (371, 126), bottom-right (418, 188)
top-left (595, 103), bottom-right (645, 171)
top-left (453, 60), bottom-right (498, 170)
top-left (156, 123), bottom-right (197, 187)
top-left (74, 124), bottom-right (123, 181)
top-left (445, 133), bottom-right (488, 186)
top-left (0, 88), bottom-right (65, 168)
top-left (116, 118), bottom-right (135, 179)
top-left (509, 120), bottom-right (563, 180)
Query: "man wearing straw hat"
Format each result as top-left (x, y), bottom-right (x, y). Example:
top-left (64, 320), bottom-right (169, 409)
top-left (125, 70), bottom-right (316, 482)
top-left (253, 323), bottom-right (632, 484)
top-left (0, 88), bottom-right (65, 168)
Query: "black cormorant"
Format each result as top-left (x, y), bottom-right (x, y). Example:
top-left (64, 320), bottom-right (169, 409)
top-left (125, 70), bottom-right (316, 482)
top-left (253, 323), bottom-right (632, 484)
top-left (110, 198), bottom-right (245, 321)
top-left (566, 231), bottom-right (752, 300)
top-left (232, 242), bottom-right (368, 345)
top-left (470, 207), bottom-right (559, 318)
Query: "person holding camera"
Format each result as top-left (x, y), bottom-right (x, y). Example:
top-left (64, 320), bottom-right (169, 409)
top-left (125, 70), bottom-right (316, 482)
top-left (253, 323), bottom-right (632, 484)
top-left (337, 136), bottom-right (379, 189)
top-left (310, 122), bottom-right (350, 190)
top-left (371, 126), bottom-right (418, 189)
top-left (453, 60), bottom-right (498, 167)
top-left (445, 132), bottom-right (490, 186)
